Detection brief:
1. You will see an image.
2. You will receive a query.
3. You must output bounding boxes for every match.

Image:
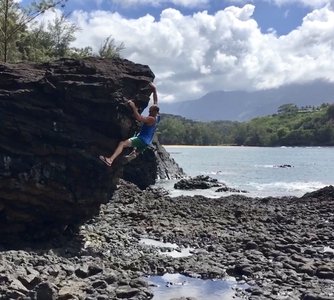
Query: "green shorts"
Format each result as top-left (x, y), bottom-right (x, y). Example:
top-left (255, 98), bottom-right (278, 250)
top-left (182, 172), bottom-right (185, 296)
top-left (129, 137), bottom-right (148, 153)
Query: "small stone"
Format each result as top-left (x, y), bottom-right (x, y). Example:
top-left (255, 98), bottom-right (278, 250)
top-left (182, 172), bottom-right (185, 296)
top-left (116, 287), bottom-right (140, 299)
top-left (36, 282), bottom-right (56, 300)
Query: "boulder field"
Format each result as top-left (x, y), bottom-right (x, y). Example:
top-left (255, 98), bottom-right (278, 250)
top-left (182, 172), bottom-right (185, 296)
top-left (0, 181), bottom-right (333, 299)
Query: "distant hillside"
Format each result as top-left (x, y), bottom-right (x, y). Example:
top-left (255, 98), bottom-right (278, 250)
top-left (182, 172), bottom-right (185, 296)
top-left (161, 80), bottom-right (334, 121)
top-left (158, 104), bottom-right (334, 146)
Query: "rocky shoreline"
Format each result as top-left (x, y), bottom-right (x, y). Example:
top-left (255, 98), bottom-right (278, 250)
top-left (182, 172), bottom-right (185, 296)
top-left (1, 181), bottom-right (334, 300)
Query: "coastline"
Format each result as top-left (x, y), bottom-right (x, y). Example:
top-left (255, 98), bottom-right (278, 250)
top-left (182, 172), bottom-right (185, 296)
top-left (163, 145), bottom-right (334, 148)
top-left (161, 146), bottom-right (334, 199)
top-left (1, 180), bottom-right (333, 299)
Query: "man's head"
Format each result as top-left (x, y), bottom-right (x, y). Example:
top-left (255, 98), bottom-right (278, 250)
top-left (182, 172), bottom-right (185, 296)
top-left (149, 105), bottom-right (159, 116)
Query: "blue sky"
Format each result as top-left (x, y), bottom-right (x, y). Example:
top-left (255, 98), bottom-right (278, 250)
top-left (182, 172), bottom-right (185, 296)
top-left (20, 0), bottom-right (334, 103)
top-left (58, 0), bottom-right (312, 35)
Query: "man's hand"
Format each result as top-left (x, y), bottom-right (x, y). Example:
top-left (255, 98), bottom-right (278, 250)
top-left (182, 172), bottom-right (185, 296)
top-left (128, 100), bottom-right (147, 123)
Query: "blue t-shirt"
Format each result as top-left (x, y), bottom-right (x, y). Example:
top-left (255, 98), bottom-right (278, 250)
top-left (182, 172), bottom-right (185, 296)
top-left (137, 115), bottom-right (160, 145)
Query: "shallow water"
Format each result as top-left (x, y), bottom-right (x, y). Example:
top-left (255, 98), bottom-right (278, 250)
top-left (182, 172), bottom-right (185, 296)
top-left (140, 240), bottom-right (247, 298)
top-left (161, 146), bottom-right (334, 198)
top-left (147, 273), bottom-right (247, 300)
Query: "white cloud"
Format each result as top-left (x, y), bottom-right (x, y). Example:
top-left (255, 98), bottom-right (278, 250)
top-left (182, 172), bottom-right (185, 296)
top-left (36, 4), bottom-right (334, 103)
top-left (227, 0), bottom-right (333, 9)
top-left (273, 0), bottom-right (331, 8)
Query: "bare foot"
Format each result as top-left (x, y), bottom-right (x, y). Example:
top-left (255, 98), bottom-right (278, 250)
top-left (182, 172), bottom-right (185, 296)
top-left (125, 150), bottom-right (138, 162)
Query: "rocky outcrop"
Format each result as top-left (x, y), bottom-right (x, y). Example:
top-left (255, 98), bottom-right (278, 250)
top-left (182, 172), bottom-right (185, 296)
top-left (0, 57), bottom-right (183, 241)
top-left (301, 185), bottom-right (334, 200)
top-left (122, 137), bottom-right (185, 189)
top-left (174, 175), bottom-right (247, 193)
top-left (174, 175), bottom-right (221, 189)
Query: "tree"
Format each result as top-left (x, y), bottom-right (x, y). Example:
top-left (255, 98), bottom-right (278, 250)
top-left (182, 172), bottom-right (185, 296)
top-left (276, 127), bottom-right (287, 139)
top-left (46, 14), bottom-right (78, 58)
top-left (234, 124), bottom-right (247, 145)
top-left (16, 13), bottom-right (91, 62)
top-left (0, 0), bottom-right (67, 62)
top-left (70, 46), bottom-right (93, 59)
top-left (16, 23), bottom-right (52, 62)
top-left (327, 104), bottom-right (334, 120)
top-left (0, 0), bottom-right (22, 62)
top-left (315, 124), bottom-right (334, 145)
top-left (98, 36), bottom-right (124, 59)
top-left (277, 103), bottom-right (298, 115)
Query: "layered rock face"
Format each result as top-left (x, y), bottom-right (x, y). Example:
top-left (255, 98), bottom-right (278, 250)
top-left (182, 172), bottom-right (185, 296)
top-left (0, 57), bottom-right (183, 241)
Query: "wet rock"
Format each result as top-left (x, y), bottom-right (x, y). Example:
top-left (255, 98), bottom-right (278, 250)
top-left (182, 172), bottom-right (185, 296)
top-left (174, 175), bottom-right (245, 193)
top-left (216, 186), bottom-right (247, 193)
top-left (174, 175), bottom-right (220, 190)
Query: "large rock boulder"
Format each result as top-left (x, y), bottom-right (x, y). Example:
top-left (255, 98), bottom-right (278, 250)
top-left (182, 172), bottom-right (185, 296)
top-left (0, 57), bottom-right (182, 241)
top-left (122, 137), bottom-right (185, 188)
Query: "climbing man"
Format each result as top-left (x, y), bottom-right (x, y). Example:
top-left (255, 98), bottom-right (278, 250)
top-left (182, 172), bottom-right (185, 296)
top-left (99, 82), bottom-right (159, 167)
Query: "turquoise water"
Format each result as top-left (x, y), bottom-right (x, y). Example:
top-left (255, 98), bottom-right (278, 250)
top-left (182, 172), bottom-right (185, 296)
top-left (160, 146), bottom-right (334, 198)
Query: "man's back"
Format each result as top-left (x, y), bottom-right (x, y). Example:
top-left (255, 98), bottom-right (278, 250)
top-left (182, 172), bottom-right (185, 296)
top-left (138, 115), bottom-right (160, 145)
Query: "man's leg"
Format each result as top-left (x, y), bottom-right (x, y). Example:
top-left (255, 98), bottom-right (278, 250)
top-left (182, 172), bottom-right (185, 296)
top-left (124, 137), bottom-right (147, 162)
top-left (102, 139), bottom-right (132, 166)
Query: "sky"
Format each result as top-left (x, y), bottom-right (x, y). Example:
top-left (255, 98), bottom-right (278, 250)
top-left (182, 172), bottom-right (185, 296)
top-left (20, 0), bottom-right (334, 103)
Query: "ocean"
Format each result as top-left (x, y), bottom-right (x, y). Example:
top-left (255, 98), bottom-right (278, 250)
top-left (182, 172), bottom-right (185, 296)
top-left (158, 145), bottom-right (334, 198)
top-left (150, 145), bottom-right (334, 299)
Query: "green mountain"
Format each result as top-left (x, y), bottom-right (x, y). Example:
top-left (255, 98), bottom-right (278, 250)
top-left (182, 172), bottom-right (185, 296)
top-left (158, 103), bottom-right (334, 146)
top-left (161, 80), bottom-right (334, 121)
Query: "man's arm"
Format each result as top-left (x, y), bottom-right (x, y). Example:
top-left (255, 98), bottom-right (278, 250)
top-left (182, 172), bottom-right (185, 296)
top-left (128, 100), bottom-right (155, 125)
top-left (149, 82), bottom-right (158, 104)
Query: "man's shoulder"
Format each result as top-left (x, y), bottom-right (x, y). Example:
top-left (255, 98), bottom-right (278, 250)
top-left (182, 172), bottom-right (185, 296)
top-left (143, 115), bottom-right (156, 125)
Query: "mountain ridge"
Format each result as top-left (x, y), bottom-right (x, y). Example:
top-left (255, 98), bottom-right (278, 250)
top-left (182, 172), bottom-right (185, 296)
top-left (161, 80), bottom-right (334, 121)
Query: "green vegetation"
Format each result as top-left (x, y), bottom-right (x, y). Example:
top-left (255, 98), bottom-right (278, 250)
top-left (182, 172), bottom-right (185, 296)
top-left (0, 0), bottom-right (124, 63)
top-left (158, 103), bottom-right (334, 146)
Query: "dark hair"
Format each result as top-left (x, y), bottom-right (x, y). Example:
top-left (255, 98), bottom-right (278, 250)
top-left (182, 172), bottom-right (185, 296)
top-left (150, 105), bottom-right (159, 113)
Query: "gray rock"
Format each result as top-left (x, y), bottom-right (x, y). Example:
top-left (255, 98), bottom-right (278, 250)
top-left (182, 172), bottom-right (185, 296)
top-left (115, 287), bottom-right (141, 298)
top-left (316, 271), bottom-right (334, 280)
top-left (36, 282), bottom-right (56, 300)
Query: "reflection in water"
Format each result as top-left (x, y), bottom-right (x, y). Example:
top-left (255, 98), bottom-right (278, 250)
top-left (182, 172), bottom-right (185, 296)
top-left (324, 246), bottom-right (334, 253)
top-left (147, 273), bottom-right (247, 300)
